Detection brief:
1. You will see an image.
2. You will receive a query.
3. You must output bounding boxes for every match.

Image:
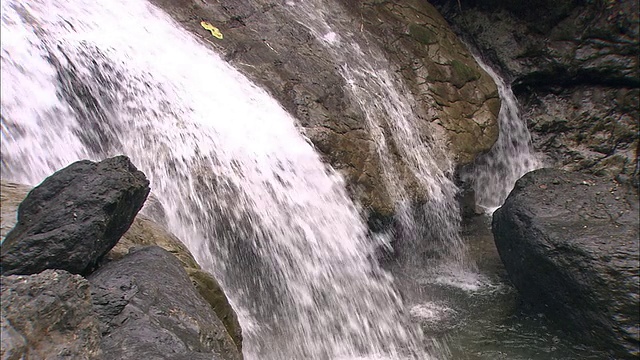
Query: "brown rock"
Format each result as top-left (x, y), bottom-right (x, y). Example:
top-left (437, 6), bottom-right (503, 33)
top-left (146, 0), bottom-right (499, 218)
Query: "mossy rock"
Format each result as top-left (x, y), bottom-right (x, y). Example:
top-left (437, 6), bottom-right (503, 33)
top-left (408, 24), bottom-right (437, 45)
top-left (449, 59), bottom-right (481, 88)
top-left (186, 268), bottom-right (243, 350)
top-left (109, 215), bottom-right (199, 269)
top-left (0, 182), bottom-right (31, 242)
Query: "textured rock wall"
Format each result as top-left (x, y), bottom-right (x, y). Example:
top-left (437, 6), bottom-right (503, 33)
top-left (148, 0), bottom-right (499, 217)
top-left (1, 270), bottom-right (102, 360)
top-left (339, 0), bottom-right (500, 165)
top-left (432, 0), bottom-right (639, 185)
top-left (493, 168), bottom-right (639, 358)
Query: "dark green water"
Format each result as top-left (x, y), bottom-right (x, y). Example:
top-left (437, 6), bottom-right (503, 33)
top-left (389, 215), bottom-right (609, 360)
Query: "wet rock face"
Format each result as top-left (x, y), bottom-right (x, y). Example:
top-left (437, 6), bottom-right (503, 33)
top-left (492, 168), bottom-right (639, 358)
top-left (88, 246), bottom-right (241, 360)
top-left (147, 0), bottom-right (498, 218)
top-left (1, 270), bottom-right (102, 360)
top-left (432, 0), bottom-right (639, 184)
top-left (109, 214), bottom-right (244, 352)
top-left (339, 0), bottom-right (500, 166)
top-left (522, 86), bottom-right (638, 182)
top-left (1, 156), bottom-right (150, 275)
top-left (433, 0), bottom-right (639, 87)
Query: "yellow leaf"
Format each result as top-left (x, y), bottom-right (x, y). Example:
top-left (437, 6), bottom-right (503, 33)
top-left (200, 21), bottom-right (223, 40)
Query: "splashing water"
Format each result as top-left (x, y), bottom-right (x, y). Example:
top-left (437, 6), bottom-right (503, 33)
top-left (284, 0), bottom-right (468, 267)
top-left (462, 55), bottom-right (541, 213)
top-left (0, 0), bottom-right (434, 358)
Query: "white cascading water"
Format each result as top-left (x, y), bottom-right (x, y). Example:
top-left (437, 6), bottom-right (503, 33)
top-left (284, 1), bottom-right (468, 267)
top-left (0, 0), bottom-right (436, 359)
top-left (462, 55), bottom-right (541, 213)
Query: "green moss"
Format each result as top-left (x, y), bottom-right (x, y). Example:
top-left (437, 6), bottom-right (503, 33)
top-left (449, 59), bottom-right (481, 88)
top-left (187, 268), bottom-right (243, 351)
top-left (408, 24), bottom-right (437, 45)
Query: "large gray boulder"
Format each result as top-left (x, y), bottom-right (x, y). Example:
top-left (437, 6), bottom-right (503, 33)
top-left (1, 156), bottom-right (150, 275)
top-left (108, 215), bottom-right (243, 352)
top-left (492, 168), bottom-right (639, 358)
top-left (89, 245), bottom-right (241, 360)
top-left (1, 270), bottom-right (102, 360)
top-left (0, 180), bottom-right (243, 354)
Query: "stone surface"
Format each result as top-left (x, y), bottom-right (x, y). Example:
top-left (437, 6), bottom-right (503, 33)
top-left (108, 214), bottom-right (243, 351)
top-left (0, 180), bottom-right (243, 353)
top-left (522, 85), bottom-right (638, 183)
top-left (146, 0), bottom-right (498, 218)
top-left (1, 270), bottom-right (102, 360)
top-left (88, 245), bottom-right (241, 360)
top-left (108, 214), bottom-right (200, 268)
top-left (492, 168), bottom-right (639, 358)
top-left (433, 0), bottom-right (639, 185)
top-left (434, 0), bottom-right (639, 87)
top-left (344, 0), bottom-right (500, 166)
top-left (185, 267), bottom-right (243, 352)
top-left (1, 156), bottom-right (150, 275)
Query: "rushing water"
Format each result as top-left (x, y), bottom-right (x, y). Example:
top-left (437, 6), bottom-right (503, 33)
top-left (461, 55), bottom-right (541, 214)
top-left (0, 0), bottom-right (434, 358)
top-left (284, 0), bottom-right (469, 270)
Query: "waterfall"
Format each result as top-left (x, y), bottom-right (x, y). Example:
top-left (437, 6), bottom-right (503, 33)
top-left (284, 0), bottom-right (468, 267)
top-left (462, 55), bottom-right (541, 213)
top-left (0, 0), bottom-right (434, 358)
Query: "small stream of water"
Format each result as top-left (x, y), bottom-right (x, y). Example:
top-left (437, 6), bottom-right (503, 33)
top-left (460, 54), bottom-right (541, 214)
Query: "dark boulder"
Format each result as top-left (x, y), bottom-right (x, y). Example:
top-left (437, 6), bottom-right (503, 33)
top-left (88, 245), bottom-right (241, 360)
top-left (1, 156), bottom-right (150, 275)
top-left (492, 168), bottom-right (639, 358)
top-left (0, 180), bottom-right (243, 354)
top-left (109, 214), bottom-right (243, 352)
top-left (1, 270), bottom-right (102, 359)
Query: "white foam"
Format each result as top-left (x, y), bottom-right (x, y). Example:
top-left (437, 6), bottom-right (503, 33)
top-left (0, 0), bottom-right (425, 358)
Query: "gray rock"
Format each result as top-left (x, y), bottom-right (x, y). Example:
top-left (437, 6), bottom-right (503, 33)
top-left (109, 214), bottom-right (243, 353)
top-left (0, 180), bottom-right (243, 354)
top-left (433, 0), bottom-right (639, 184)
top-left (88, 246), bottom-right (241, 360)
top-left (492, 168), bottom-right (639, 358)
top-left (522, 85), bottom-right (638, 184)
top-left (434, 0), bottom-right (638, 87)
top-left (1, 270), bottom-right (102, 360)
top-left (1, 156), bottom-right (150, 275)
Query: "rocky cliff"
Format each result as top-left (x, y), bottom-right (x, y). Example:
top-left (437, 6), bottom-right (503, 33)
top-left (493, 168), bottom-right (639, 358)
top-left (433, 0), bottom-right (639, 185)
top-left (148, 0), bottom-right (500, 218)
